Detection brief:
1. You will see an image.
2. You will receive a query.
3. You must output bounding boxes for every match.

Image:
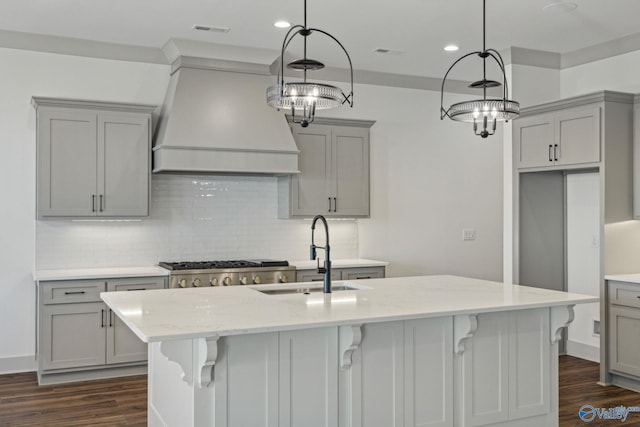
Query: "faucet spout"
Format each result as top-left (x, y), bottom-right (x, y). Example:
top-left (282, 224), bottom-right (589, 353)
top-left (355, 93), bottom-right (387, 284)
top-left (310, 215), bottom-right (331, 293)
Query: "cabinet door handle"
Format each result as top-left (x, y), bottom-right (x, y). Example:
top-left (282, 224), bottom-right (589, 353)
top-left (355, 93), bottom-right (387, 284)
top-left (333, 197), bottom-right (337, 212)
top-left (554, 144), bottom-right (559, 161)
top-left (92, 194), bottom-right (96, 212)
top-left (548, 145), bottom-right (553, 162)
top-left (64, 291), bottom-right (86, 295)
top-left (109, 309), bottom-right (114, 327)
top-left (101, 309), bottom-right (105, 328)
top-left (328, 197), bottom-right (332, 213)
top-left (99, 195), bottom-right (104, 212)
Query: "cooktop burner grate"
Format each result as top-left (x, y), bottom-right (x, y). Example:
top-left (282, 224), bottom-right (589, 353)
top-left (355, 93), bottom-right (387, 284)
top-left (158, 260), bottom-right (288, 270)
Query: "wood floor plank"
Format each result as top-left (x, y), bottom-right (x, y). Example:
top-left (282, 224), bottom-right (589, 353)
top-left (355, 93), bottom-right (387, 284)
top-left (0, 356), bottom-right (638, 426)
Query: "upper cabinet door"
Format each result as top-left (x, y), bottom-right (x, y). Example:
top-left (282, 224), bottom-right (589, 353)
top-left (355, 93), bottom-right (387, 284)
top-left (34, 98), bottom-right (155, 218)
top-left (289, 125), bottom-right (333, 217)
top-left (514, 114), bottom-right (554, 169)
top-left (333, 126), bottom-right (370, 217)
top-left (554, 107), bottom-right (601, 166)
top-left (98, 113), bottom-right (150, 216)
top-left (37, 109), bottom-right (98, 217)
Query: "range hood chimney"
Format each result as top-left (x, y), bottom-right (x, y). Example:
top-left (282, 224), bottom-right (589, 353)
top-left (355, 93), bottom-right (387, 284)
top-left (153, 56), bottom-right (299, 175)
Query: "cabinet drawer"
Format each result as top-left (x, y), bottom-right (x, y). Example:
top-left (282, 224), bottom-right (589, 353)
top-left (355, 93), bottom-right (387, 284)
top-left (341, 267), bottom-right (385, 280)
top-left (41, 280), bottom-right (106, 304)
top-left (107, 277), bottom-right (166, 292)
top-left (609, 281), bottom-right (640, 309)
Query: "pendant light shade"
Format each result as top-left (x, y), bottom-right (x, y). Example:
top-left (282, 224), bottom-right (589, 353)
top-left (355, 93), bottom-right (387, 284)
top-left (266, 0), bottom-right (354, 127)
top-left (440, 0), bottom-right (519, 138)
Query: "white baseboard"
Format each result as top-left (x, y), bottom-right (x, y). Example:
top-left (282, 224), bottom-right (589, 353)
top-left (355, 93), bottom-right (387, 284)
top-left (0, 355), bottom-right (37, 374)
top-left (567, 340), bottom-right (599, 363)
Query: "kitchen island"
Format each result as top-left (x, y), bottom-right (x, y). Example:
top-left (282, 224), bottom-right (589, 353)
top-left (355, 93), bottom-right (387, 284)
top-left (101, 275), bottom-right (597, 427)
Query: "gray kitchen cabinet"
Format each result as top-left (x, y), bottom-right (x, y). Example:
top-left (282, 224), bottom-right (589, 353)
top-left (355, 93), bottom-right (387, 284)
top-left (37, 275), bottom-right (166, 384)
top-left (278, 118), bottom-right (375, 218)
top-left (33, 97), bottom-right (155, 218)
top-left (515, 106), bottom-right (600, 169)
top-left (295, 266), bottom-right (385, 283)
top-left (607, 281), bottom-right (640, 380)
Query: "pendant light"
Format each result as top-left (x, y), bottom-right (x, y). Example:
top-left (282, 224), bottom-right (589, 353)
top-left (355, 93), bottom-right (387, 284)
top-left (266, 0), bottom-right (354, 127)
top-left (440, 0), bottom-right (519, 138)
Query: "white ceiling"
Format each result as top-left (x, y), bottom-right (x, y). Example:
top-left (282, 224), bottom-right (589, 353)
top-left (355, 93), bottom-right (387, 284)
top-left (2, 0), bottom-right (640, 79)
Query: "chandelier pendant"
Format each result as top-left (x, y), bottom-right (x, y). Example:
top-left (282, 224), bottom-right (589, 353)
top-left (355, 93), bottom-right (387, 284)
top-left (440, 0), bottom-right (520, 138)
top-left (266, 0), bottom-right (354, 127)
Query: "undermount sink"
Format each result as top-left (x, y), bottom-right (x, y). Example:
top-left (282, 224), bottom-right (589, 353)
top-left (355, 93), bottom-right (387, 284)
top-left (254, 282), bottom-right (367, 296)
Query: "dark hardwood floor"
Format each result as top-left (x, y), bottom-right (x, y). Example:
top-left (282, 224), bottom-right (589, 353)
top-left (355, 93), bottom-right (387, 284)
top-left (0, 356), bottom-right (638, 426)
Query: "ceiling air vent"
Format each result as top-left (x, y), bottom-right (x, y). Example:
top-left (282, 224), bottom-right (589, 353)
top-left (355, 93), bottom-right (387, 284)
top-left (193, 25), bottom-right (231, 33)
top-left (371, 48), bottom-right (405, 55)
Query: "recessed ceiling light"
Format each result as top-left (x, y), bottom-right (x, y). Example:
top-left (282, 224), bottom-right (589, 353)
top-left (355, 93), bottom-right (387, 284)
top-left (543, 1), bottom-right (578, 13)
top-left (274, 20), bottom-right (291, 28)
top-left (444, 45), bottom-right (459, 52)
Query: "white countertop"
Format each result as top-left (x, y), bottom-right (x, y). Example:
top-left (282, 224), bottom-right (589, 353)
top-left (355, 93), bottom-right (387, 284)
top-left (101, 275), bottom-right (598, 343)
top-left (33, 266), bottom-right (169, 281)
top-left (604, 274), bottom-right (640, 284)
top-left (289, 258), bottom-right (388, 269)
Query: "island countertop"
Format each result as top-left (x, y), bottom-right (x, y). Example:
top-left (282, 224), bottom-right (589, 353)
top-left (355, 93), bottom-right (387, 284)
top-left (100, 275), bottom-right (597, 343)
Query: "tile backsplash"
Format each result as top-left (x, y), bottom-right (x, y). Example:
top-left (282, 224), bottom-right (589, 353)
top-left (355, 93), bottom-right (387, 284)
top-left (36, 175), bottom-right (359, 269)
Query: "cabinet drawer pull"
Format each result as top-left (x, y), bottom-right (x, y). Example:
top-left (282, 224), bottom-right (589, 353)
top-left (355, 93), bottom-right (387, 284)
top-left (64, 291), bottom-right (86, 295)
top-left (333, 197), bottom-right (337, 212)
top-left (548, 145), bottom-right (553, 162)
top-left (99, 195), bottom-right (104, 212)
top-left (101, 309), bottom-right (105, 328)
top-left (91, 194), bottom-right (96, 212)
top-left (356, 276), bottom-right (372, 279)
top-left (311, 278), bottom-right (324, 282)
top-left (127, 288), bottom-right (146, 291)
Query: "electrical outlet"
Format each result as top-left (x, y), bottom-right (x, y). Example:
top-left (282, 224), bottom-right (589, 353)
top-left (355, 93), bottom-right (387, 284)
top-left (462, 229), bottom-right (476, 241)
top-left (593, 319), bottom-right (600, 336)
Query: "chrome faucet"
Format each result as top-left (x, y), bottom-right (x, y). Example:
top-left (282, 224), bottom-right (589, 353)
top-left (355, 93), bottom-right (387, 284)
top-left (310, 215), bottom-right (331, 293)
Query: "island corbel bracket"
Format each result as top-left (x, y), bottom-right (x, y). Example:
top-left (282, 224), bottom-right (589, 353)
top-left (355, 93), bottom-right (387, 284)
top-left (339, 324), bottom-right (363, 369)
top-left (160, 335), bottom-right (220, 388)
top-left (454, 314), bottom-right (478, 355)
top-left (550, 305), bottom-right (575, 344)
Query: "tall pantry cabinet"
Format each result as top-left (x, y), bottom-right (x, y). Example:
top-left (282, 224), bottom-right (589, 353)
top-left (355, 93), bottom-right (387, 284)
top-left (32, 97), bottom-right (155, 218)
top-left (511, 91), bottom-right (636, 384)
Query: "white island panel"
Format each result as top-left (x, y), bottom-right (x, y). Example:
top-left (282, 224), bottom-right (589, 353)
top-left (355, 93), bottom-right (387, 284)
top-left (101, 275), bottom-right (596, 427)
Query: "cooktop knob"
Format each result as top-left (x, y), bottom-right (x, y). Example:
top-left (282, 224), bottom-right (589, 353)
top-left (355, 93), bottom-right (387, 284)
top-left (193, 278), bottom-right (201, 287)
top-left (253, 275), bottom-right (261, 284)
top-left (279, 274), bottom-right (288, 284)
top-left (179, 279), bottom-right (188, 288)
top-left (210, 278), bottom-right (219, 287)
top-left (223, 277), bottom-right (232, 286)
top-left (240, 276), bottom-right (248, 285)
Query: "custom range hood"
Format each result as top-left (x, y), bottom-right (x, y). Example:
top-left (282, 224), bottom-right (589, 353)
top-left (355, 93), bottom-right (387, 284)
top-left (153, 56), bottom-right (299, 175)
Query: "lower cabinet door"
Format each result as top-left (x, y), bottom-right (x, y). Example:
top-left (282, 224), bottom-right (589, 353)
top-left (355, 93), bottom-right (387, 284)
top-left (106, 309), bottom-right (147, 364)
top-left (609, 305), bottom-right (640, 378)
top-left (40, 302), bottom-right (106, 370)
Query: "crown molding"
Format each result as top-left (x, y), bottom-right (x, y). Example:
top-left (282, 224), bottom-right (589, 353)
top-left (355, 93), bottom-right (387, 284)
top-left (0, 29), bottom-right (167, 64)
top-left (562, 31), bottom-right (640, 68)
